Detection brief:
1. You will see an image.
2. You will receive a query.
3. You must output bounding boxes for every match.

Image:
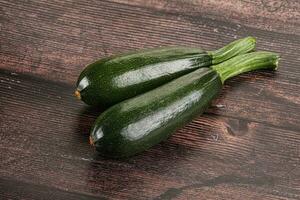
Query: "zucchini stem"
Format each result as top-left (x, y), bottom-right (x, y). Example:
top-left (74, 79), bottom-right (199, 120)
top-left (212, 51), bottom-right (280, 83)
top-left (209, 37), bottom-right (256, 64)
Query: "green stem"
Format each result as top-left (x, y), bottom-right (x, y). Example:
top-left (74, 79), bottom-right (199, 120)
top-left (209, 36), bottom-right (256, 64)
top-left (212, 51), bottom-right (279, 83)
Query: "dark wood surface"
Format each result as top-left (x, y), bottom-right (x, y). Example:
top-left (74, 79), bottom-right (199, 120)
top-left (0, 0), bottom-right (299, 199)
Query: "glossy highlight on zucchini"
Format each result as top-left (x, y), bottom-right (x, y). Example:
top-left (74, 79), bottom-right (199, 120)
top-left (75, 37), bottom-right (256, 106)
top-left (89, 52), bottom-right (279, 158)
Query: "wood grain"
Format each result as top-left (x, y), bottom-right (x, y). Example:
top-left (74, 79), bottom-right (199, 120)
top-left (0, 177), bottom-right (106, 200)
top-left (112, 0), bottom-right (300, 35)
top-left (1, 0), bottom-right (299, 83)
top-left (0, 0), bottom-right (299, 199)
top-left (0, 70), bottom-right (299, 199)
top-left (1, 0), bottom-right (299, 130)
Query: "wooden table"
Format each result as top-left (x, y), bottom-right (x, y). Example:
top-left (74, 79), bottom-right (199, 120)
top-left (1, 1), bottom-right (299, 199)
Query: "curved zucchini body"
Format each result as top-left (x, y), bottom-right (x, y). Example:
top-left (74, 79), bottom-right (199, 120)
top-left (89, 52), bottom-right (279, 158)
top-left (90, 68), bottom-right (222, 157)
top-left (77, 47), bottom-right (210, 106)
top-left (76, 37), bottom-right (256, 106)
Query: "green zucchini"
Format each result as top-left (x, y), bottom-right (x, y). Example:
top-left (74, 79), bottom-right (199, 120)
top-left (89, 52), bottom-right (279, 158)
top-left (75, 37), bottom-right (256, 106)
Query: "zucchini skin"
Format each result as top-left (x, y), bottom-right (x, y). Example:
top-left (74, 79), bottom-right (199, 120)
top-left (77, 47), bottom-right (211, 106)
top-left (90, 68), bottom-right (222, 158)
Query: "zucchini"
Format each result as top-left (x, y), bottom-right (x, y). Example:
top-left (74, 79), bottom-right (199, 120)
top-left (75, 37), bottom-right (256, 106)
top-left (89, 52), bottom-right (279, 158)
